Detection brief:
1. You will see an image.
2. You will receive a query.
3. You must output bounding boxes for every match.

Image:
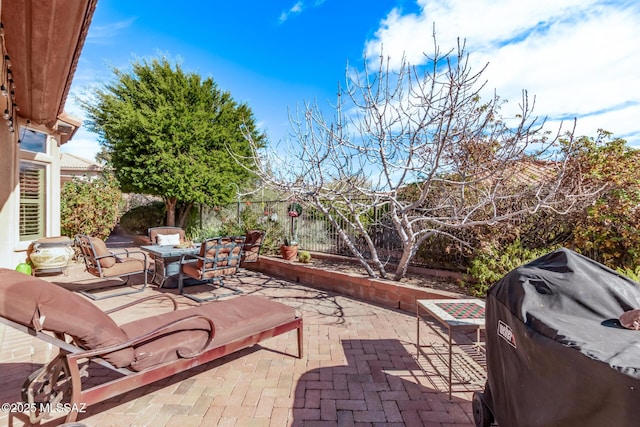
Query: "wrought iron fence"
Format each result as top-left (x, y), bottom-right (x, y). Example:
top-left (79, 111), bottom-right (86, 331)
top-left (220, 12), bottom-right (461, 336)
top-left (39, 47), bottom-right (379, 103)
top-left (195, 199), bottom-right (406, 263)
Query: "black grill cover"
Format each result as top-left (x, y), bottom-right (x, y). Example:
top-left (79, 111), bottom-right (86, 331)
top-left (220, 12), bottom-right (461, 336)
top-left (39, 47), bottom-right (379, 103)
top-left (484, 248), bottom-right (640, 427)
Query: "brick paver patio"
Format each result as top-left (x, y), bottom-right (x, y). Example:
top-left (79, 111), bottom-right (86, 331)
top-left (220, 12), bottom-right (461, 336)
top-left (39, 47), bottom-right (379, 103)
top-left (0, 255), bottom-right (482, 427)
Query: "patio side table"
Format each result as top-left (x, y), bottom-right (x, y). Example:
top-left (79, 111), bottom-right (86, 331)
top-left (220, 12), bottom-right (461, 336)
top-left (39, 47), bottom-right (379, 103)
top-left (416, 298), bottom-right (486, 400)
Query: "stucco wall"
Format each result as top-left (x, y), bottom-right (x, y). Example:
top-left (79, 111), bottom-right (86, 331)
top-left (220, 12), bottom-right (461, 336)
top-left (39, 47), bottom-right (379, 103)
top-left (0, 119), bottom-right (63, 269)
top-left (0, 119), bottom-right (21, 268)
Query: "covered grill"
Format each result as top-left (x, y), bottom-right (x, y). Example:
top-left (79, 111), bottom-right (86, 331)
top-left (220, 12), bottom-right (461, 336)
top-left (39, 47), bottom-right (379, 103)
top-left (474, 248), bottom-right (640, 427)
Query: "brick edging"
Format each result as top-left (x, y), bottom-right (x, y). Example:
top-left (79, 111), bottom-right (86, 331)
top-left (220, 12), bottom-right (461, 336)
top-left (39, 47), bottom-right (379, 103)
top-left (246, 256), bottom-right (465, 314)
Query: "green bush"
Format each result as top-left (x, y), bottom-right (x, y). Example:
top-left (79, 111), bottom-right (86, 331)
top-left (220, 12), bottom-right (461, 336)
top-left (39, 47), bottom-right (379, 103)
top-left (616, 266), bottom-right (640, 284)
top-left (61, 175), bottom-right (122, 240)
top-left (298, 251), bottom-right (312, 263)
top-left (465, 240), bottom-right (557, 297)
top-left (187, 202), bottom-right (287, 255)
top-left (212, 203), bottom-right (285, 254)
top-left (119, 201), bottom-right (166, 235)
top-left (565, 132), bottom-right (640, 270)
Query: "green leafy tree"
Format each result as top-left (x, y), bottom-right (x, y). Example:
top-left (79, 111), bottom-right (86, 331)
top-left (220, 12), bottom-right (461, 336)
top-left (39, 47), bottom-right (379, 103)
top-left (61, 174), bottom-right (122, 240)
top-left (79, 57), bottom-right (265, 227)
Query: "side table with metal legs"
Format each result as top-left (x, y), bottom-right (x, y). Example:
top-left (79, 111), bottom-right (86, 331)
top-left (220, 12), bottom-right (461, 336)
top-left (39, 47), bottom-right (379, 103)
top-left (416, 298), bottom-right (486, 400)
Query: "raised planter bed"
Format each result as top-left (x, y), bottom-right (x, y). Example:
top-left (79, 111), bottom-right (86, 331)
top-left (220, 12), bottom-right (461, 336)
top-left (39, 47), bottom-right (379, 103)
top-left (246, 255), bottom-right (463, 314)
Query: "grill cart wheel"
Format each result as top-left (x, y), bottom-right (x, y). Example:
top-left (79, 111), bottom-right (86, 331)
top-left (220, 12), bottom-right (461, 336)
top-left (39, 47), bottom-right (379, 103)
top-left (473, 391), bottom-right (494, 427)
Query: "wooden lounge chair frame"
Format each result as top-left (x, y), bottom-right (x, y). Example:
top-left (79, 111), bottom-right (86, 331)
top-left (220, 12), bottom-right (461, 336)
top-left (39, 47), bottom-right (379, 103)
top-left (3, 293), bottom-right (303, 425)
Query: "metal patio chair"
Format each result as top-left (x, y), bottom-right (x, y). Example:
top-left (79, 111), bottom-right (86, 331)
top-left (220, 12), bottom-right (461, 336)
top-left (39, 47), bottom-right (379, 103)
top-left (75, 234), bottom-right (149, 300)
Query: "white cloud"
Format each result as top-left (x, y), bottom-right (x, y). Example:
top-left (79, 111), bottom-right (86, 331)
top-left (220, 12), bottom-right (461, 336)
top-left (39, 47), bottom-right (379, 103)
top-left (279, 1), bottom-right (305, 24)
top-left (86, 18), bottom-right (136, 45)
top-left (364, 0), bottom-right (640, 145)
top-left (278, 0), bottom-right (328, 24)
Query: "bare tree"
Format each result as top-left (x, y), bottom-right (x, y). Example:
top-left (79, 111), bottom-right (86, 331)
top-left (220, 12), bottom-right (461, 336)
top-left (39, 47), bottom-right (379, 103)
top-left (237, 36), bottom-right (598, 280)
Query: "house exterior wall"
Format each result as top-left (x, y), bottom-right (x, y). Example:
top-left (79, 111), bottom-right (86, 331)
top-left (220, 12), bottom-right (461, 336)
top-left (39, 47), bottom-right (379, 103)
top-left (0, 1), bottom-right (92, 270)
top-left (0, 118), bottom-right (21, 268)
top-left (61, 169), bottom-right (101, 184)
top-left (60, 153), bottom-right (103, 185)
top-left (0, 118), bottom-right (63, 269)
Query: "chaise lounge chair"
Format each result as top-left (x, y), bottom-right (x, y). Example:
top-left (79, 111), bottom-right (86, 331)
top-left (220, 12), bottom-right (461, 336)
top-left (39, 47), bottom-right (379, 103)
top-left (0, 268), bottom-right (303, 424)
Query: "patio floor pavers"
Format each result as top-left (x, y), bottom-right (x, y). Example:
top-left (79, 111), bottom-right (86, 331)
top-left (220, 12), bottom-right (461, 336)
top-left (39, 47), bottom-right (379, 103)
top-left (0, 259), bottom-right (480, 427)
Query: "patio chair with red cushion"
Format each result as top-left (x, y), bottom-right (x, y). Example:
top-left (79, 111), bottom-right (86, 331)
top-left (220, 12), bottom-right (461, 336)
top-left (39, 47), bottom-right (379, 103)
top-left (241, 229), bottom-right (266, 265)
top-left (75, 234), bottom-right (149, 300)
top-left (0, 268), bottom-right (303, 425)
top-left (178, 235), bottom-right (246, 302)
top-left (147, 226), bottom-right (186, 246)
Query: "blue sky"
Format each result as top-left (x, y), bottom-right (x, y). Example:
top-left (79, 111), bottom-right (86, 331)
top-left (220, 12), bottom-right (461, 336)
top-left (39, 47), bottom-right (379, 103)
top-left (63, 0), bottom-right (640, 160)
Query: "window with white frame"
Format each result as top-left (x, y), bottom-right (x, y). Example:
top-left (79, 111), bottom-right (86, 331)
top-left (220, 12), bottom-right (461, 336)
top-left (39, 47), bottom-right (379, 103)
top-left (19, 161), bottom-right (46, 241)
top-left (19, 126), bottom-right (48, 153)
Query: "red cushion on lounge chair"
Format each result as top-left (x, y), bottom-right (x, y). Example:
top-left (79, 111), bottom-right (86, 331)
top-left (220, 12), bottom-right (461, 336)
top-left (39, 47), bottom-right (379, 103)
top-left (0, 269), bottom-right (133, 367)
top-left (120, 295), bottom-right (297, 371)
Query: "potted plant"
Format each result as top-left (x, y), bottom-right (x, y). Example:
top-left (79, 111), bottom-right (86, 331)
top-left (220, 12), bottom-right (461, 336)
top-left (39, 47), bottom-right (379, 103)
top-left (281, 234), bottom-right (299, 261)
top-left (281, 202), bottom-right (302, 261)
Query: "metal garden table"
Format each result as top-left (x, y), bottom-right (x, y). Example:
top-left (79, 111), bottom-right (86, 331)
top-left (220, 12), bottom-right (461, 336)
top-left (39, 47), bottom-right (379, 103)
top-left (140, 244), bottom-right (200, 288)
top-left (416, 298), bottom-right (486, 400)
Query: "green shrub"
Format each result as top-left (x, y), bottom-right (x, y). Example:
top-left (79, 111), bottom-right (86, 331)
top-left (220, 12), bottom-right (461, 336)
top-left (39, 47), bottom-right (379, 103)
top-left (616, 266), bottom-right (640, 284)
top-left (186, 202), bottom-right (288, 255)
top-left (186, 225), bottom-right (221, 242)
top-left (213, 203), bottom-right (286, 254)
top-left (465, 240), bottom-right (557, 297)
top-left (566, 132), bottom-right (640, 270)
top-left (61, 175), bottom-right (122, 240)
top-left (119, 201), bottom-right (166, 235)
top-left (298, 251), bottom-right (312, 263)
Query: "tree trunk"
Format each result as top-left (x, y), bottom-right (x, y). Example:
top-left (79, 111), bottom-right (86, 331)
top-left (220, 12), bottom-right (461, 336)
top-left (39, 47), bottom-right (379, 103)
top-left (165, 197), bottom-right (177, 227)
top-left (176, 202), bottom-right (193, 229)
top-left (312, 198), bottom-right (381, 278)
top-left (394, 240), bottom-right (417, 281)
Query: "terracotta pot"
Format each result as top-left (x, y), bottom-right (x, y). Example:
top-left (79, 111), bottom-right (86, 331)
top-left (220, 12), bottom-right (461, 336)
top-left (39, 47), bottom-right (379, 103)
top-left (280, 245), bottom-right (298, 261)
